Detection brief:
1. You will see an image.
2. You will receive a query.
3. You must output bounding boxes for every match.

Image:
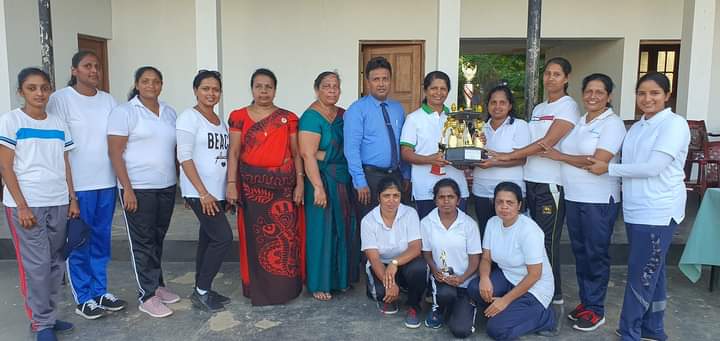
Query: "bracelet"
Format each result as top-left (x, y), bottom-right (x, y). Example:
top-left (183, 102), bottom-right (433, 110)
top-left (69, 195), bottom-right (78, 201)
top-left (297, 172), bottom-right (305, 177)
top-left (227, 180), bottom-right (237, 183)
top-left (199, 193), bottom-right (210, 199)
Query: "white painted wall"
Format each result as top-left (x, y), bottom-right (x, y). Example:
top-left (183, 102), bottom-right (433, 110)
top-left (1, 0), bottom-right (112, 109)
top-left (707, 1), bottom-right (720, 133)
top-left (109, 0), bottom-right (197, 111)
top-left (546, 39), bottom-right (625, 115)
top-left (3, 0), bottom-right (41, 109)
top-left (220, 0), bottom-right (439, 115)
top-left (0, 0), bottom-right (12, 113)
top-left (460, 0), bottom-right (683, 119)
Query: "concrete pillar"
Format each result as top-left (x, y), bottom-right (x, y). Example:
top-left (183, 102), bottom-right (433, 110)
top-left (0, 0), bottom-right (12, 113)
top-left (437, 0), bottom-right (461, 106)
top-left (677, 0), bottom-right (716, 120)
top-left (194, 0), bottom-right (223, 114)
top-left (618, 36), bottom-right (640, 119)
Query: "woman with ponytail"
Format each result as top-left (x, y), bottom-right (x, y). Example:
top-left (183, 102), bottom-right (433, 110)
top-left (47, 50), bottom-right (127, 320)
top-left (107, 66), bottom-right (179, 318)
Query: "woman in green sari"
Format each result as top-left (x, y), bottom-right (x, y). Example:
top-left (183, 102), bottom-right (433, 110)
top-left (299, 71), bottom-right (359, 301)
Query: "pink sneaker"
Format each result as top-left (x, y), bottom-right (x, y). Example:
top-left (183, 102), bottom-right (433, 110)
top-left (139, 296), bottom-right (173, 318)
top-left (155, 286), bottom-right (181, 304)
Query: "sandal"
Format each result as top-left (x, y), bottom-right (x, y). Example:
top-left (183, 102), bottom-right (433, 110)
top-left (312, 292), bottom-right (332, 301)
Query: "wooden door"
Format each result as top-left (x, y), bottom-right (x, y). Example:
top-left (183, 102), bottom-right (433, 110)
top-left (360, 42), bottom-right (424, 113)
top-left (636, 42), bottom-right (680, 118)
top-left (78, 34), bottom-right (110, 92)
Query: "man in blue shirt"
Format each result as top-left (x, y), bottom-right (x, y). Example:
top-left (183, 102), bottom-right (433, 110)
top-left (344, 56), bottom-right (409, 218)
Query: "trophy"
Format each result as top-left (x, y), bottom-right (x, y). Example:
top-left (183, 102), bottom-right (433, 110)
top-left (442, 105), bottom-right (489, 165)
top-left (439, 250), bottom-right (454, 276)
top-left (433, 121), bottom-right (449, 175)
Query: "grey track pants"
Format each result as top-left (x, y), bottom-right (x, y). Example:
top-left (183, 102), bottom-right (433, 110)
top-left (5, 205), bottom-right (68, 332)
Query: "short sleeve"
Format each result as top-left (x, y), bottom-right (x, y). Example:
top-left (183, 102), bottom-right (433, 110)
top-left (399, 115), bottom-right (418, 149)
top-left (512, 119), bottom-right (531, 149)
top-left (521, 224), bottom-right (546, 265)
top-left (653, 117), bottom-right (691, 160)
top-left (299, 110), bottom-right (323, 134)
top-left (287, 111), bottom-right (299, 134)
top-left (62, 121), bottom-right (74, 151)
top-left (175, 110), bottom-right (199, 135)
top-left (596, 118), bottom-right (626, 155)
top-left (227, 109), bottom-right (245, 133)
top-left (465, 217), bottom-right (483, 254)
top-left (107, 106), bottom-right (130, 136)
top-left (420, 218), bottom-right (433, 252)
top-left (404, 207), bottom-right (421, 242)
top-left (46, 93), bottom-right (67, 123)
top-left (482, 221), bottom-right (493, 250)
top-left (360, 216), bottom-right (378, 251)
top-left (0, 113), bottom-right (17, 150)
top-left (553, 99), bottom-right (580, 125)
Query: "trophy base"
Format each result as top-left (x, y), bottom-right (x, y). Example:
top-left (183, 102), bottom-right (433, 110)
top-left (445, 147), bottom-right (488, 165)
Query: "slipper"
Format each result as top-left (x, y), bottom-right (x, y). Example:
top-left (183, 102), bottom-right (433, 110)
top-left (312, 292), bottom-right (332, 301)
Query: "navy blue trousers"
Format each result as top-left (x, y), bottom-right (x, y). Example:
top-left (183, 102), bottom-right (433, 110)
top-left (618, 221), bottom-right (677, 341)
top-left (468, 268), bottom-right (555, 341)
top-left (67, 187), bottom-right (117, 304)
top-left (415, 198), bottom-right (467, 220)
top-left (565, 199), bottom-right (620, 317)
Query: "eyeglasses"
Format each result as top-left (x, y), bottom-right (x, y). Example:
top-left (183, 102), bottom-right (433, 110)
top-left (198, 69), bottom-right (222, 79)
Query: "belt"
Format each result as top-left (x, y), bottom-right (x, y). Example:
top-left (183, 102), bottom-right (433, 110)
top-left (363, 165), bottom-right (400, 174)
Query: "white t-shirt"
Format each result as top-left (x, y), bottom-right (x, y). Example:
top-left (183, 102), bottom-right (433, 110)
top-left (107, 96), bottom-right (177, 189)
top-left (0, 109), bottom-right (74, 207)
top-left (609, 108), bottom-right (690, 225)
top-left (524, 96), bottom-right (580, 185)
top-left (420, 208), bottom-right (482, 288)
top-left (47, 87), bottom-right (117, 191)
top-left (400, 105), bottom-right (469, 200)
top-left (361, 204), bottom-right (421, 263)
top-left (560, 109), bottom-right (626, 203)
top-left (483, 215), bottom-right (554, 308)
top-left (176, 108), bottom-right (228, 199)
top-left (472, 117), bottom-right (530, 198)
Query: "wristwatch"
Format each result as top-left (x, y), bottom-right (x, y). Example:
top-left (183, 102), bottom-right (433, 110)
top-left (391, 259), bottom-right (399, 266)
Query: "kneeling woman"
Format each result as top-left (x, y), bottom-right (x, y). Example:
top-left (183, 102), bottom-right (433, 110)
top-left (422, 178), bottom-right (482, 338)
top-left (360, 176), bottom-right (426, 328)
top-left (468, 182), bottom-right (556, 340)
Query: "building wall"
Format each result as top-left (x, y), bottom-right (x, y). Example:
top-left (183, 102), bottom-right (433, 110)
top-left (460, 0), bottom-right (683, 119)
top-left (220, 0), bottom-right (439, 115)
top-left (545, 39), bottom-right (625, 115)
top-left (1, 0), bottom-right (112, 110)
top-left (108, 0), bottom-right (197, 110)
top-left (708, 1), bottom-right (720, 133)
top-left (0, 0), bottom-right (13, 113)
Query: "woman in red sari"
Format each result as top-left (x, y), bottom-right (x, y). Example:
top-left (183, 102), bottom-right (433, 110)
top-left (226, 68), bottom-right (304, 306)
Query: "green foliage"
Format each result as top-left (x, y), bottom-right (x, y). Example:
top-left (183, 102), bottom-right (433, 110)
top-left (457, 54), bottom-right (544, 117)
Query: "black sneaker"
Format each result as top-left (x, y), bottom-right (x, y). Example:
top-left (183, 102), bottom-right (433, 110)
top-left (614, 329), bottom-right (661, 341)
top-left (95, 293), bottom-right (127, 312)
top-left (190, 290), bottom-right (225, 313)
top-left (567, 303), bottom-right (586, 321)
top-left (75, 300), bottom-right (105, 320)
top-left (573, 310), bottom-right (605, 331)
top-left (209, 290), bottom-right (231, 305)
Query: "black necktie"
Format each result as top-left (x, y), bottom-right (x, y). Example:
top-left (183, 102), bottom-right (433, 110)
top-left (380, 103), bottom-right (399, 170)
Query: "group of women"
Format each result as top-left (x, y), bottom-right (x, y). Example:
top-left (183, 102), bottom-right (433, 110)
top-left (1, 50), bottom-right (688, 341)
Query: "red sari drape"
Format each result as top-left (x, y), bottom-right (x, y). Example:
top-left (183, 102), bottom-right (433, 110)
top-left (228, 107), bottom-right (305, 306)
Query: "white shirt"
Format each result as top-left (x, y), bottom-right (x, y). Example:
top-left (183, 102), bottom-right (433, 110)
top-left (524, 96), bottom-right (580, 185)
top-left (107, 96), bottom-right (177, 189)
top-left (361, 204), bottom-right (421, 263)
top-left (400, 105), bottom-right (469, 200)
top-left (472, 117), bottom-right (530, 197)
top-left (47, 87), bottom-right (117, 191)
top-left (421, 208), bottom-right (482, 288)
top-left (176, 108), bottom-right (229, 200)
top-left (484, 215), bottom-right (554, 308)
top-left (0, 109), bottom-right (74, 207)
top-left (609, 108), bottom-right (690, 225)
top-left (560, 109), bottom-right (626, 203)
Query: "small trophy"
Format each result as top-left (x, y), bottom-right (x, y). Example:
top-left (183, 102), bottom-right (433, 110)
top-left (439, 250), bottom-right (454, 276)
